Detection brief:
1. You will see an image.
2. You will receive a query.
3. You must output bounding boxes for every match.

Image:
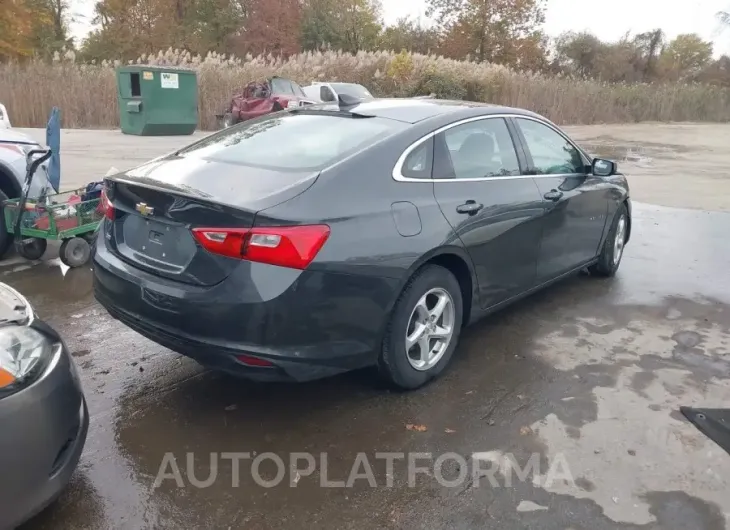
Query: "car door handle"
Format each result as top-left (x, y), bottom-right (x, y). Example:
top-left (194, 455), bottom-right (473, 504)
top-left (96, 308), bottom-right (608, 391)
top-left (544, 190), bottom-right (563, 202)
top-left (456, 200), bottom-right (484, 215)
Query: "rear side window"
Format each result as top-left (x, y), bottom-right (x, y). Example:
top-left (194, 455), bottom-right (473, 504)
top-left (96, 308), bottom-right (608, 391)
top-left (330, 83), bottom-right (373, 99)
top-left (320, 86), bottom-right (336, 102)
top-left (401, 138), bottom-right (433, 180)
top-left (177, 113), bottom-right (406, 171)
top-left (434, 118), bottom-right (520, 179)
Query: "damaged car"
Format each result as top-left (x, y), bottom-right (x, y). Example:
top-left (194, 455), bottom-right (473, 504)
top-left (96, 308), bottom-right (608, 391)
top-left (218, 76), bottom-right (315, 128)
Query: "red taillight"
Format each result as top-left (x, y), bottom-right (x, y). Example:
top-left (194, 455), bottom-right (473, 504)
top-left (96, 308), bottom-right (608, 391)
top-left (191, 225), bottom-right (330, 269)
top-left (237, 355), bottom-right (274, 367)
top-left (100, 187), bottom-right (114, 220)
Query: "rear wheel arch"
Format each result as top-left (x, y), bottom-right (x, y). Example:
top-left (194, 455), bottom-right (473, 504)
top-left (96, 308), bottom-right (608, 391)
top-left (0, 165), bottom-right (20, 199)
top-left (389, 248), bottom-right (476, 329)
top-left (425, 253), bottom-right (474, 327)
top-left (0, 165), bottom-right (18, 257)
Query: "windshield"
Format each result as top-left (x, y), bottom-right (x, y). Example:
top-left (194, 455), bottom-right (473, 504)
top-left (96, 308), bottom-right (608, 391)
top-left (331, 83), bottom-right (373, 99)
top-left (270, 78), bottom-right (294, 95)
top-left (291, 81), bottom-right (307, 98)
top-left (176, 112), bottom-right (406, 171)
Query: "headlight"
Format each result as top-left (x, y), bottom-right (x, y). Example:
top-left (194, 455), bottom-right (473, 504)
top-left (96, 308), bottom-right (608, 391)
top-left (0, 142), bottom-right (42, 157)
top-left (12, 143), bottom-right (42, 157)
top-left (19, 143), bottom-right (41, 155)
top-left (0, 326), bottom-right (54, 396)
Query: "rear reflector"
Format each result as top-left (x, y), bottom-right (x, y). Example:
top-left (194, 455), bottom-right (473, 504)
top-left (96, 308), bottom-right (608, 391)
top-left (237, 355), bottom-right (274, 367)
top-left (191, 225), bottom-right (330, 269)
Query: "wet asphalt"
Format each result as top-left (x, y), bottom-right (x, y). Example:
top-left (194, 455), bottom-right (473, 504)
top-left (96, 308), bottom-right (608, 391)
top-left (5, 200), bottom-right (727, 530)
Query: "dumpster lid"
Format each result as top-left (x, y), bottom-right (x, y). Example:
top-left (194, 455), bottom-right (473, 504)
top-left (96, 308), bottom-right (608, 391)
top-left (117, 64), bottom-right (196, 73)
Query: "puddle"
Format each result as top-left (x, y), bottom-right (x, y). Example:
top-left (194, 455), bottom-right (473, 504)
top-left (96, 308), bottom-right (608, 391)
top-left (580, 136), bottom-right (694, 168)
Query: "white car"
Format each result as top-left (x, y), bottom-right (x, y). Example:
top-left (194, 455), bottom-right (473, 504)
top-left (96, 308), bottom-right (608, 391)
top-left (301, 82), bottom-right (374, 104)
top-left (0, 104), bottom-right (10, 129)
top-left (0, 128), bottom-right (54, 255)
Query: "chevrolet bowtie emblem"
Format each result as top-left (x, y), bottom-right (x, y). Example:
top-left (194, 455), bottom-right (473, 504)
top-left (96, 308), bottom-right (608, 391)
top-left (135, 202), bottom-right (154, 216)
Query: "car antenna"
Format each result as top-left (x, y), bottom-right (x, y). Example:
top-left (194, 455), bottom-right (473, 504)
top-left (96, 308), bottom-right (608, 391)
top-left (338, 94), bottom-right (360, 110)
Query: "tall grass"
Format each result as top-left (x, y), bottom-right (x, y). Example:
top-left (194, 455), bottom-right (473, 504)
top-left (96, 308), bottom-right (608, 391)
top-left (2, 49), bottom-right (730, 130)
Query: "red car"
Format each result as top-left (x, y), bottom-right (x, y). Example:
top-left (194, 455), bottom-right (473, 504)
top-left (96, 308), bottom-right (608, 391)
top-left (219, 77), bottom-right (315, 127)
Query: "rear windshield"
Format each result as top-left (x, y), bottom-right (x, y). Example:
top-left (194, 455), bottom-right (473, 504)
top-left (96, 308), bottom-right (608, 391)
top-left (177, 113), bottom-right (406, 171)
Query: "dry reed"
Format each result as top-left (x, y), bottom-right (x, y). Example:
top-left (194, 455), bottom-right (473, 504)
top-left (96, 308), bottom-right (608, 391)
top-left (1, 48), bottom-right (729, 130)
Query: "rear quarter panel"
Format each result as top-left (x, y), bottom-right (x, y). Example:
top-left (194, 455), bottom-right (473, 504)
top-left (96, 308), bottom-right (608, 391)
top-left (254, 125), bottom-right (465, 279)
top-left (253, 121), bottom-right (478, 341)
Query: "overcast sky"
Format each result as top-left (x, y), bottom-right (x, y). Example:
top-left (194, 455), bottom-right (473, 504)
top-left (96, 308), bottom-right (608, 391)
top-left (69, 0), bottom-right (730, 56)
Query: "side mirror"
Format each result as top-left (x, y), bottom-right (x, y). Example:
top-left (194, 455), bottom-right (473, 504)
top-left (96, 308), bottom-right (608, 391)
top-left (592, 158), bottom-right (616, 177)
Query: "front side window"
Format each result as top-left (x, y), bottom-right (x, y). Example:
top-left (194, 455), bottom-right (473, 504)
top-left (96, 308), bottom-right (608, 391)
top-left (516, 118), bottom-right (584, 175)
top-left (436, 118), bottom-right (520, 179)
top-left (176, 113), bottom-right (406, 171)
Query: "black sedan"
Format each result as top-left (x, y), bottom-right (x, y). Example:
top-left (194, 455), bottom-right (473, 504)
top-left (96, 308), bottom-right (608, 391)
top-left (92, 98), bottom-right (630, 390)
top-left (0, 283), bottom-right (89, 528)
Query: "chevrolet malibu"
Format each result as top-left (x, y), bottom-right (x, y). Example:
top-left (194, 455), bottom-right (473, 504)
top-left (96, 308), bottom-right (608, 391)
top-left (92, 99), bottom-right (631, 390)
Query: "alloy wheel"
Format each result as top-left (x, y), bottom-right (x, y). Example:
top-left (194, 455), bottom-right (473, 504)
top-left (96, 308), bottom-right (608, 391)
top-left (405, 287), bottom-right (455, 371)
top-left (613, 216), bottom-right (627, 266)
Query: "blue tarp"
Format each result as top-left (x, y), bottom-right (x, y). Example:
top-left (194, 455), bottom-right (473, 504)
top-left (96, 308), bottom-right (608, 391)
top-left (45, 107), bottom-right (60, 193)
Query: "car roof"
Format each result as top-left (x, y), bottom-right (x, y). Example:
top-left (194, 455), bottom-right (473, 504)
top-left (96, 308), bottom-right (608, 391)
top-left (315, 98), bottom-right (542, 124)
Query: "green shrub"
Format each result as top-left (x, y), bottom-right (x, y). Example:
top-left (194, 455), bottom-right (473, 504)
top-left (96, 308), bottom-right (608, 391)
top-left (408, 71), bottom-right (467, 100)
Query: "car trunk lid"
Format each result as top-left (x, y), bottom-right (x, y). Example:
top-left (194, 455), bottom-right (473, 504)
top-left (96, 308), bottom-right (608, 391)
top-left (105, 154), bottom-right (319, 286)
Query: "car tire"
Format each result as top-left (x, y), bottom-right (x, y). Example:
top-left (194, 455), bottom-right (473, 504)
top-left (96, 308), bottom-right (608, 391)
top-left (379, 265), bottom-right (463, 390)
top-left (222, 113), bottom-right (237, 129)
top-left (60, 237), bottom-right (91, 267)
top-left (15, 237), bottom-right (47, 261)
top-left (0, 188), bottom-right (14, 258)
top-left (590, 203), bottom-right (628, 277)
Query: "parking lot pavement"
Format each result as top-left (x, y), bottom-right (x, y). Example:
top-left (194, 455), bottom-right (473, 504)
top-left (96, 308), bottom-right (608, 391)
top-left (14, 122), bottom-right (730, 212)
top-left (14, 128), bottom-right (209, 191)
top-left (7, 200), bottom-right (729, 530)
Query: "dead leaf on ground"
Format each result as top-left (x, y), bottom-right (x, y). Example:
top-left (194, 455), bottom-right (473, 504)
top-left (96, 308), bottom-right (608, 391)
top-left (445, 428), bottom-right (456, 434)
top-left (519, 426), bottom-right (533, 435)
top-left (406, 423), bottom-right (428, 432)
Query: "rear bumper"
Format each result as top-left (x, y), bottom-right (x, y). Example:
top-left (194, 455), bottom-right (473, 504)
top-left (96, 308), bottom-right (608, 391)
top-left (92, 238), bottom-right (399, 382)
top-left (0, 342), bottom-right (89, 529)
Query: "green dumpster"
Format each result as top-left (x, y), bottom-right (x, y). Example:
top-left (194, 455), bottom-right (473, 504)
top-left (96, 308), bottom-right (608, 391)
top-left (116, 65), bottom-right (198, 136)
